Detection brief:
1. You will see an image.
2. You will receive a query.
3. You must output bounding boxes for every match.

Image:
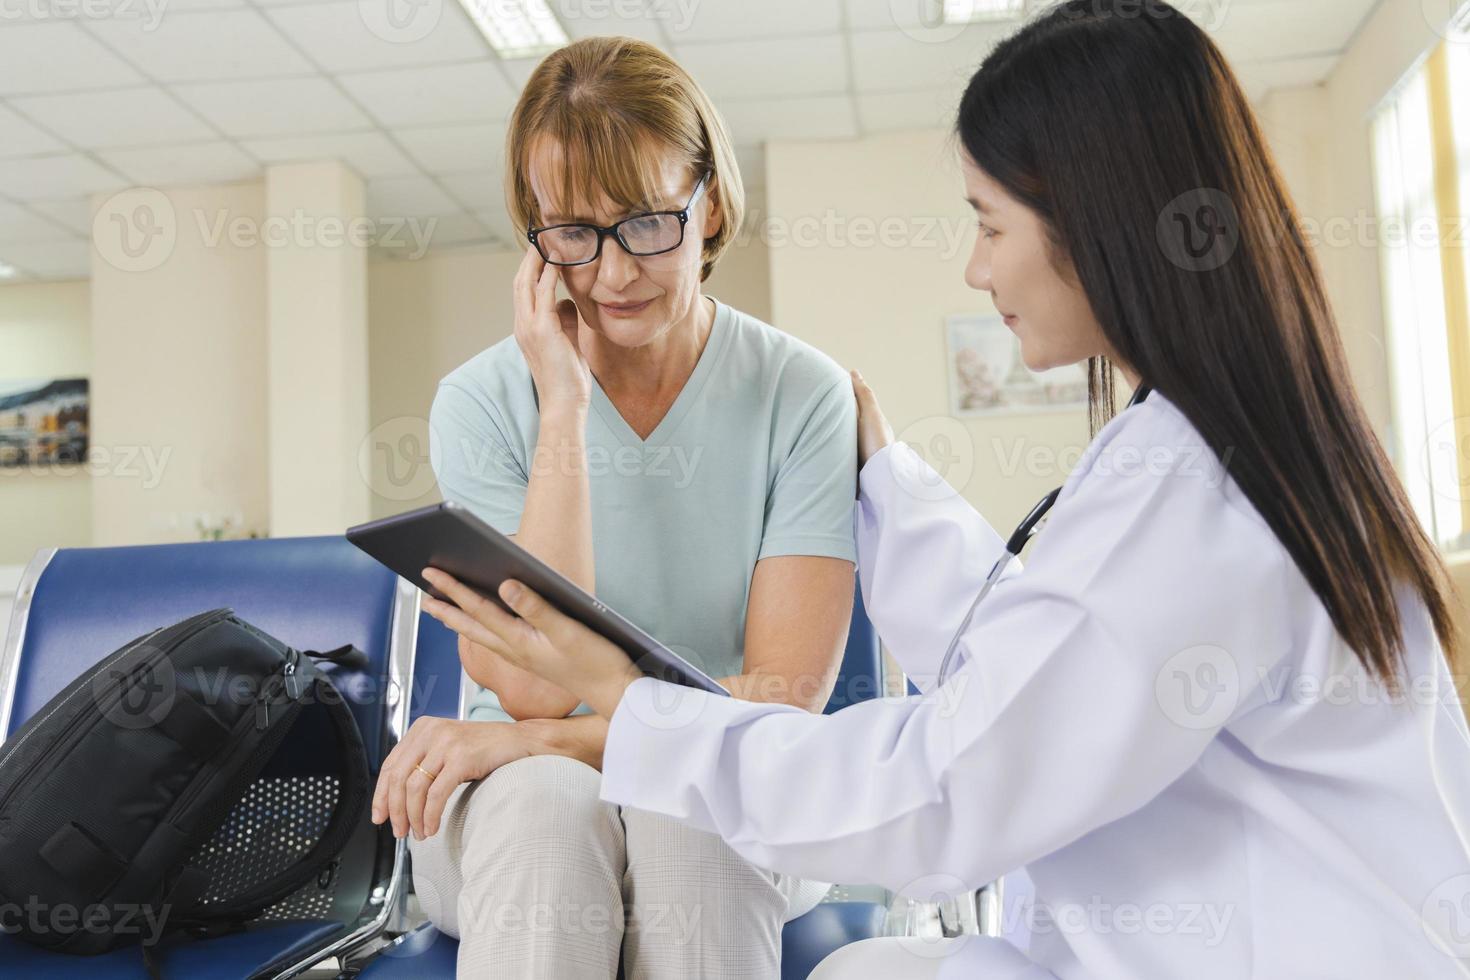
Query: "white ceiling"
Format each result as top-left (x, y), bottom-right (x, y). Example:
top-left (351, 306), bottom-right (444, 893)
top-left (0, 0), bottom-right (1381, 281)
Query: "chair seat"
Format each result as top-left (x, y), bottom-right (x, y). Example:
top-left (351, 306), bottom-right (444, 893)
top-left (354, 902), bottom-right (888, 980)
top-left (0, 537), bottom-right (419, 979)
top-left (781, 902), bottom-right (889, 980)
top-left (355, 923), bottom-right (456, 977)
top-left (0, 919), bottom-right (346, 980)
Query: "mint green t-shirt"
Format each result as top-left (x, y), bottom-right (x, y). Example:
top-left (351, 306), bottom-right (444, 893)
top-left (428, 299), bottom-right (858, 722)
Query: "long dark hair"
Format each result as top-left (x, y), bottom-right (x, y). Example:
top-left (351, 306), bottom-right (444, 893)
top-left (957, 0), bottom-right (1459, 684)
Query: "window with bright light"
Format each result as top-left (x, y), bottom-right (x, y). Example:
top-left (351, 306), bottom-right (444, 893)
top-left (1372, 30), bottom-right (1470, 551)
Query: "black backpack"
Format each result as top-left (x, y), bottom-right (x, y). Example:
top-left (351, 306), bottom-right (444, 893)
top-left (0, 607), bottom-right (371, 972)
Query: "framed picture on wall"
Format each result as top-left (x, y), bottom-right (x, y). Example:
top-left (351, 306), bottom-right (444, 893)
top-left (0, 378), bottom-right (89, 468)
top-left (945, 314), bottom-right (1088, 416)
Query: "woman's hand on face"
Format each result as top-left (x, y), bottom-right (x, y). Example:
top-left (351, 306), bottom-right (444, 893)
top-left (852, 370), bottom-right (895, 470)
top-left (420, 567), bottom-right (641, 720)
top-left (514, 247), bottom-right (592, 415)
top-left (370, 715), bottom-right (531, 841)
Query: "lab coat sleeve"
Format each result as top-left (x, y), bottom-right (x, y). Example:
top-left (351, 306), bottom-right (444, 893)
top-left (601, 417), bottom-right (1294, 894)
top-left (855, 441), bottom-right (1022, 691)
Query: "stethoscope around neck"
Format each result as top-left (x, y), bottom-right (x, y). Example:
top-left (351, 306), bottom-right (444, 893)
top-left (933, 383), bottom-right (1153, 687)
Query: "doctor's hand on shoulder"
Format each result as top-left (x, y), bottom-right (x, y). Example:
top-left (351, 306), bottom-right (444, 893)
top-left (852, 370), bottom-right (894, 470)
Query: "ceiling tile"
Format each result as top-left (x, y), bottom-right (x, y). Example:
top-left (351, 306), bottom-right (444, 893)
top-left (0, 104), bottom-right (67, 158)
top-left (174, 78), bottom-right (373, 138)
top-left (716, 94), bottom-right (859, 144)
top-left (0, 22), bottom-right (145, 95)
top-left (241, 130), bottom-right (420, 178)
top-left (845, 0), bottom-right (970, 32)
top-left (8, 239), bottom-right (91, 280)
top-left (666, 0), bottom-right (841, 43)
top-left (337, 61), bottom-right (516, 127)
top-left (10, 87), bottom-right (215, 149)
top-left (0, 154), bottom-right (129, 199)
top-left (857, 87), bottom-right (958, 134)
top-left (26, 198), bottom-right (94, 235)
top-left (263, 0), bottom-right (490, 73)
top-left (500, 57), bottom-right (540, 89)
top-left (674, 35), bottom-right (848, 100)
top-left (848, 23), bottom-right (1009, 93)
top-left (163, 0), bottom-right (254, 9)
top-left (367, 174), bottom-right (458, 214)
top-left (86, 10), bottom-right (316, 81)
top-left (393, 121), bottom-right (507, 174)
top-left (1209, 0), bottom-right (1378, 64)
top-left (1235, 54), bottom-right (1340, 101)
top-left (562, 4), bottom-right (670, 45)
top-left (0, 202), bottom-right (80, 245)
top-left (439, 171), bottom-right (501, 210)
top-left (418, 211), bottom-right (494, 247)
top-left (99, 141), bottom-right (260, 187)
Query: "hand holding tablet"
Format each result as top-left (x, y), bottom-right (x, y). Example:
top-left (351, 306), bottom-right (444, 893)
top-left (346, 502), bottom-right (731, 711)
top-left (416, 567), bottom-right (639, 720)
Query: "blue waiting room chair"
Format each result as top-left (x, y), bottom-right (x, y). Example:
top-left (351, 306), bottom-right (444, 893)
top-left (0, 536), bottom-right (419, 979)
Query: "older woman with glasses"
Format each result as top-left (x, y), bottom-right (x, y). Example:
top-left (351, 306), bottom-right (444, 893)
top-left (369, 35), bottom-right (860, 980)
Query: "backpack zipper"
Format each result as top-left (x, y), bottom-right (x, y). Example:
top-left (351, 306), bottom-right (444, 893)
top-left (254, 648), bottom-right (304, 731)
top-left (164, 680), bottom-right (280, 830)
top-left (159, 649), bottom-right (309, 862)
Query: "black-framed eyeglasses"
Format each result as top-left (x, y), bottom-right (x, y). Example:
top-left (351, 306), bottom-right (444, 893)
top-left (527, 173), bottom-right (710, 267)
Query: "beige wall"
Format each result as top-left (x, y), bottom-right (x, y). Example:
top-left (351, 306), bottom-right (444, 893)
top-left (765, 129), bottom-right (1087, 528)
top-left (89, 182), bottom-right (271, 548)
top-left (365, 246), bottom-right (523, 521)
top-left (0, 280), bottom-right (93, 566)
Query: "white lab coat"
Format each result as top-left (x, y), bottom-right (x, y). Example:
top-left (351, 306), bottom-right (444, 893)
top-left (599, 391), bottom-right (1470, 978)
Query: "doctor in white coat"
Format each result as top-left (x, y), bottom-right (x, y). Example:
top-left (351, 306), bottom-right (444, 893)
top-left (417, 2), bottom-right (1470, 976)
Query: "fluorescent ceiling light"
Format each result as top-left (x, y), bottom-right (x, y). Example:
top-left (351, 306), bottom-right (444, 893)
top-left (457, 0), bottom-right (569, 59)
top-left (0, 262), bottom-right (18, 280)
top-left (944, 0), bottom-right (1026, 23)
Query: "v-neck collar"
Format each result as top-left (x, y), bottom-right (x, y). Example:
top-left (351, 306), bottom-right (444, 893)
top-left (589, 298), bottom-right (731, 448)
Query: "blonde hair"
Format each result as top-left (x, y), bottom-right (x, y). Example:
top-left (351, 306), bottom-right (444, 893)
top-left (505, 36), bottom-right (744, 282)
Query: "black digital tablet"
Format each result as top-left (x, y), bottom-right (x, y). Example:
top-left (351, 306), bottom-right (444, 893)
top-left (345, 501), bottom-right (731, 697)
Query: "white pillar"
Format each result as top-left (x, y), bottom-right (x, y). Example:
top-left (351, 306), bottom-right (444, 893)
top-left (264, 161), bottom-right (371, 536)
top-left (89, 183), bottom-right (270, 545)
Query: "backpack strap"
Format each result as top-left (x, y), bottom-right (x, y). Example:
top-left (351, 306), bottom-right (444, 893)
top-left (299, 644), bottom-right (369, 671)
top-left (137, 866), bottom-right (215, 980)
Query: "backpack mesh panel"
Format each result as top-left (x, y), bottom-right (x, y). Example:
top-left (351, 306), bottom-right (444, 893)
top-left (188, 773), bottom-right (341, 917)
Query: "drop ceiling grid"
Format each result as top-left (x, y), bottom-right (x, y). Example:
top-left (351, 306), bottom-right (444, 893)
top-left (0, 0), bottom-right (1382, 279)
